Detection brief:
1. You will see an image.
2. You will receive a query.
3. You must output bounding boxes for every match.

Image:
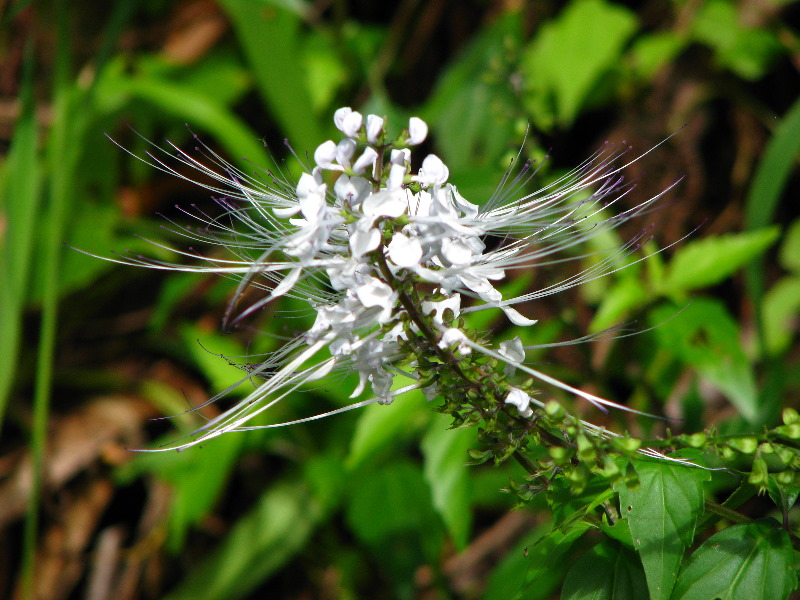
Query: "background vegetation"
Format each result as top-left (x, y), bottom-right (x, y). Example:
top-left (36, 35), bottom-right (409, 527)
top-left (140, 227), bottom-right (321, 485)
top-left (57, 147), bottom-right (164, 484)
top-left (1, 0), bottom-right (799, 598)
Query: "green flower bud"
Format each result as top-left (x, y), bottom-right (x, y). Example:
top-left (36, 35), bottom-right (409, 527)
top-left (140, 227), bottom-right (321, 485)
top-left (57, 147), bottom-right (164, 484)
top-left (686, 432), bottom-right (707, 448)
top-left (549, 446), bottom-right (571, 464)
top-left (719, 446), bottom-right (737, 461)
top-left (782, 408), bottom-right (800, 426)
top-left (775, 423), bottom-right (800, 440)
top-left (577, 434), bottom-right (596, 462)
top-left (776, 470), bottom-right (795, 486)
top-left (748, 457), bottom-right (769, 487)
top-left (612, 437), bottom-right (642, 453)
top-left (544, 400), bottom-right (565, 419)
top-left (728, 437), bottom-right (758, 454)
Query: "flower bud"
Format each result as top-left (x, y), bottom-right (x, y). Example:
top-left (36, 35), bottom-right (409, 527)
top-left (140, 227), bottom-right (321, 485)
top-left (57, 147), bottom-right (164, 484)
top-left (352, 147), bottom-right (378, 174)
top-left (365, 114), bottom-right (384, 144)
top-left (407, 116), bottom-right (428, 145)
top-left (728, 437), bottom-right (758, 454)
top-left (314, 140), bottom-right (338, 169)
top-left (783, 407), bottom-right (800, 425)
top-left (336, 138), bottom-right (357, 167)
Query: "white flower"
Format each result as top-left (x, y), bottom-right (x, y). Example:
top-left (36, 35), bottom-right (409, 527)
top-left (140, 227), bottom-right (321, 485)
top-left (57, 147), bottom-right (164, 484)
top-left (407, 117), bottom-right (428, 145)
top-left (335, 107), bottom-right (363, 137)
top-left (438, 328), bottom-right (471, 355)
top-left (387, 232), bottom-right (423, 268)
top-left (505, 387), bottom-right (533, 418)
top-left (365, 114), bottom-right (384, 144)
top-left (106, 105), bottom-right (675, 452)
top-left (352, 147), bottom-right (378, 174)
top-left (314, 140), bottom-right (338, 169)
top-left (416, 154), bottom-right (449, 186)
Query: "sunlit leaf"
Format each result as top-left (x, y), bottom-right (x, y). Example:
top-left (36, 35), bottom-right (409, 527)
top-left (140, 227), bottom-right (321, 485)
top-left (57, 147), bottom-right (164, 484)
top-left (421, 413), bottom-right (476, 549)
top-left (650, 299), bottom-right (758, 420)
top-left (521, 0), bottom-right (637, 128)
top-left (616, 460), bottom-right (709, 600)
top-left (663, 228), bottom-right (780, 294)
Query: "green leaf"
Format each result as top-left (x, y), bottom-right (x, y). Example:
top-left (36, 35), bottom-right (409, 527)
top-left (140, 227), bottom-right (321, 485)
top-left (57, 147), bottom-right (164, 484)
top-left (164, 480), bottom-right (324, 600)
top-left (690, 0), bottom-right (783, 80)
top-left (628, 32), bottom-right (685, 81)
top-left (616, 460), bottom-right (709, 600)
top-left (345, 460), bottom-right (442, 590)
top-left (346, 389), bottom-right (429, 470)
top-left (521, 0), bottom-right (637, 128)
top-left (514, 522), bottom-right (592, 599)
top-left (671, 521), bottom-right (797, 600)
top-left (0, 43), bottom-right (41, 422)
top-left (421, 413), bottom-right (476, 549)
top-left (219, 0), bottom-right (324, 151)
top-left (589, 276), bottom-right (649, 332)
top-left (663, 228), bottom-right (780, 294)
top-left (562, 541), bottom-right (649, 600)
top-left (649, 299), bottom-right (758, 421)
top-left (779, 218), bottom-right (800, 273)
top-left (423, 12), bottom-right (523, 200)
top-left (762, 276), bottom-right (800, 356)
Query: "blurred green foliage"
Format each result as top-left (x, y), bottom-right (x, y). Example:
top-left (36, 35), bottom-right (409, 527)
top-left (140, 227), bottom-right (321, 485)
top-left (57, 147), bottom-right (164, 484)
top-left (1, 0), bottom-right (799, 598)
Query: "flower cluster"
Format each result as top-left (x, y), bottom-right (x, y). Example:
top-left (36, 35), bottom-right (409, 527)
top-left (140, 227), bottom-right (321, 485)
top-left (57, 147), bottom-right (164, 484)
top-left (111, 107), bottom-right (680, 457)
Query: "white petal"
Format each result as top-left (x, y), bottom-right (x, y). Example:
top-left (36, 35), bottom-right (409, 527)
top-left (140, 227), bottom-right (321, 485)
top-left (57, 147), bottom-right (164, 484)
top-left (505, 388), bottom-right (533, 418)
top-left (441, 238), bottom-right (473, 265)
top-left (407, 117), bottom-right (428, 145)
top-left (314, 140), bottom-right (338, 168)
top-left (387, 232), bottom-right (423, 268)
top-left (362, 189), bottom-right (406, 218)
top-left (417, 154), bottom-right (449, 186)
top-left (352, 147), bottom-right (378, 174)
top-left (355, 276), bottom-right (395, 309)
top-left (501, 306), bottom-right (538, 326)
top-left (366, 114), bottom-right (384, 144)
top-left (270, 267), bottom-right (302, 298)
top-left (342, 111), bottom-right (363, 137)
top-left (499, 336), bottom-right (526, 363)
top-left (334, 107), bottom-right (352, 131)
top-left (387, 162), bottom-right (407, 190)
top-left (350, 223), bottom-right (381, 257)
top-left (336, 138), bottom-right (357, 167)
top-left (422, 295), bottom-right (461, 325)
top-left (273, 204), bottom-right (301, 218)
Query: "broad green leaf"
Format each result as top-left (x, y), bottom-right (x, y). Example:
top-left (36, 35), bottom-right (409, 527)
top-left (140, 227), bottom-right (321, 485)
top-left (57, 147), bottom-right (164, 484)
top-left (649, 299), bottom-right (758, 421)
top-left (779, 218), bottom-right (800, 273)
top-left (423, 12), bottom-right (523, 200)
top-left (116, 429), bottom-right (245, 552)
top-left (762, 276), bottom-right (800, 356)
top-left (744, 96), bottom-right (800, 354)
top-left (629, 32), bottom-right (685, 80)
top-left (589, 276), bottom-right (649, 332)
top-left (421, 413), bottom-right (477, 549)
top-left (616, 460), bottom-right (709, 600)
top-left (513, 522), bottom-right (591, 600)
top-left (219, 0), bottom-right (324, 151)
top-left (663, 228), bottom-right (780, 294)
top-left (345, 460), bottom-right (442, 589)
top-left (346, 389), bottom-right (429, 469)
top-left (562, 541), bottom-right (648, 600)
top-left (180, 324), bottom-right (249, 395)
top-left (0, 43), bottom-right (41, 422)
top-left (690, 0), bottom-right (783, 80)
top-left (671, 521), bottom-right (797, 600)
top-left (521, 0), bottom-right (637, 128)
top-left (164, 480), bottom-right (324, 600)
top-left (345, 460), bottom-right (439, 546)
